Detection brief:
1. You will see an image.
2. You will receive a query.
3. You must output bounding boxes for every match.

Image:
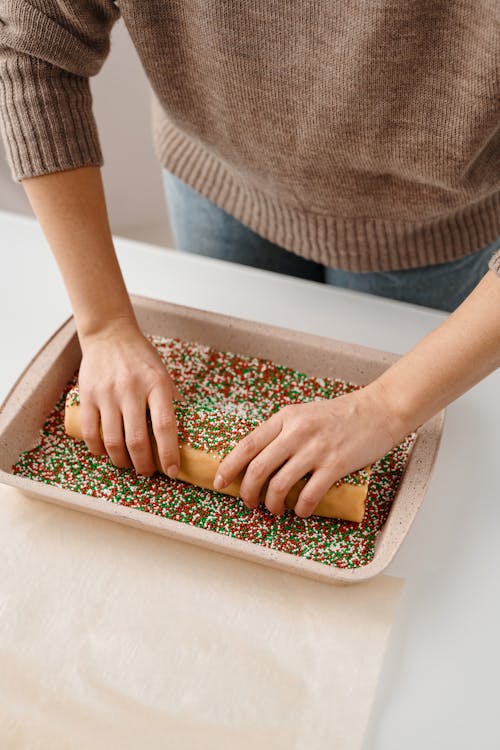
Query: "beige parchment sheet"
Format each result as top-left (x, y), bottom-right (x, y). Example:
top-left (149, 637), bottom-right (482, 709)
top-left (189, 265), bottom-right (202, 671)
top-left (0, 485), bottom-right (403, 750)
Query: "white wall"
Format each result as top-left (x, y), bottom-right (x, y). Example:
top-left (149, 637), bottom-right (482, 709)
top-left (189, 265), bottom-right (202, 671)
top-left (0, 19), bottom-right (173, 247)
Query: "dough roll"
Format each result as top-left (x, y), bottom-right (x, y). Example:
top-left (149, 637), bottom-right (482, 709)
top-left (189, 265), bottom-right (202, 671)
top-left (64, 388), bottom-right (370, 522)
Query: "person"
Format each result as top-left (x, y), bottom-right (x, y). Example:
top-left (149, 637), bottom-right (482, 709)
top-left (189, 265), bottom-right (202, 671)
top-left (1, 2), bottom-right (499, 519)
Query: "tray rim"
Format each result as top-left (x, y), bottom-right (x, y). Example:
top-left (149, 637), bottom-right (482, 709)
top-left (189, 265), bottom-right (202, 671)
top-left (0, 293), bottom-right (445, 584)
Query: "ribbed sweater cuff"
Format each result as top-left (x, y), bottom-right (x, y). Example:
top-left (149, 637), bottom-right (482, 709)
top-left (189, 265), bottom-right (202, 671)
top-left (489, 249), bottom-right (500, 277)
top-left (0, 55), bottom-right (102, 181)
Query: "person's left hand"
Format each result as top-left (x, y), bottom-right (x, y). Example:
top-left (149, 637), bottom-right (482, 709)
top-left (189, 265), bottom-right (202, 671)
top-left (214, 382), bottom-right (405, 518)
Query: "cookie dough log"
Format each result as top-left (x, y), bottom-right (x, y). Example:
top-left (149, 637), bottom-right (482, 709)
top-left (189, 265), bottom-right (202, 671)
top-left (64, 389), bottom-right (370, 522)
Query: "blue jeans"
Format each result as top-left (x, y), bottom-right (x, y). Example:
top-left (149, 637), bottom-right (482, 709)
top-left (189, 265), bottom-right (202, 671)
top-left (163, 171), bottom-right (500, 312)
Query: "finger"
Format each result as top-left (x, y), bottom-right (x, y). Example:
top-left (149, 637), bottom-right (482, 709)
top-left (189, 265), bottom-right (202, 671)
top-left (79, 398), bottom-right (106, 456)
top-left (215, 414), bottom-right (282, 490)
top-left (294, 468), bottom-right (337, 519)
top-left (100, 402), bottom-right (132, 469)
top-left (122, 393), bottom-right (157, 476)
top-left (263, 452), bottom-right (314, 516)
top-left (148, 383), bottom-right (180, 477)
top-left (239, 437), bottom-right (294, 510)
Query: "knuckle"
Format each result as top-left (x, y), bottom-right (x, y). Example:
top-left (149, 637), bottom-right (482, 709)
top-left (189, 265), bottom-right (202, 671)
top-left (294, 416), bottom-right (315, 436)
top-left (163, 438), bottom-right (179, 455)
top-left (103, 434), bottom-right (123, 450)
top-left (150, 370), bottom-right (169, 389)
top-left (94, 377), bottom-right (113, 395)
top-left (115, 372), bottom-right (139, 391)
top-left (126, 431), bottom-right (148, 450)
top-left (81, 428), bottom-right (99, 443)
top-left (154, 411), bottom-right (176, 432)
top-left (268, 474), bottom-right (287, 496)
top-left (303, 415), bottom-right (317, 430)
top-left (240, 434), bottom-right (257, 456)
top-left (77, 385), bottom-right (94, 402)
top-left (246, 457), bottom-right (266, 480)
top-left (299, 491), bottom-right (317, 509)
top-left (78, 386), bottom-right (95, 408)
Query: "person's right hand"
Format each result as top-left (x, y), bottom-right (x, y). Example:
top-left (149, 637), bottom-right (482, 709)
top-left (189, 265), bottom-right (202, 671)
top-left (77, 317), bottom-right (183, 478)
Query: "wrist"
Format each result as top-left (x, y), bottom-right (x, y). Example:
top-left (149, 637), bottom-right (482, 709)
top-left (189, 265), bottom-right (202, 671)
top-left (363, 377), bottom-right (418, 446)
top-left (78, 311), bottom-right (140, 349)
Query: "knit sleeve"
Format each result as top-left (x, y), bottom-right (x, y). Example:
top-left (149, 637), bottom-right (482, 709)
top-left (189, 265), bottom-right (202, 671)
top-left (0, 1), bottom-right (121, 181)
top-left (488, 248), bottom-right (500, 277)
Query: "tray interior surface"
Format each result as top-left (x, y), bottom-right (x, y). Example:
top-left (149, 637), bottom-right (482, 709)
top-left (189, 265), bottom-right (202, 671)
top-left (0, 295), bottom-right (444, 583)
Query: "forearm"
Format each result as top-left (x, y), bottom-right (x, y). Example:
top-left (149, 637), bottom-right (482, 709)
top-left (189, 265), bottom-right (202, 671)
top-left (370, 270), bottom-right (500, 441)
top-left (22, 166), bottom-right (137, 342)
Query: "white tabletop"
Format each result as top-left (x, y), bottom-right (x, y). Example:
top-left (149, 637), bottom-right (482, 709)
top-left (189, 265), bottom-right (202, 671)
top-left (1, 209), bottom-right (499, 749)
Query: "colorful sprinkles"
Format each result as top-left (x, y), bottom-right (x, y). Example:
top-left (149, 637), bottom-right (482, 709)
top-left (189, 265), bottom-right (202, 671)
top-left (12, 336), bottom-right (414, 568)
top-left (68, 387), bottom-right (259, 460)
top-left (68, 386), bottom-right (370, 486)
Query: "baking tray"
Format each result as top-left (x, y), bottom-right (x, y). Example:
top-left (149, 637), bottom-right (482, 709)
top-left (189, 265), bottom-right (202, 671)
top-left (0, 294), bottom-right (444, 584)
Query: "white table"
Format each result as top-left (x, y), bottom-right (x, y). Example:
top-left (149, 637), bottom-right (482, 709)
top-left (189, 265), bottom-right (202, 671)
top-left (1, 210), bottom-right (499, 749)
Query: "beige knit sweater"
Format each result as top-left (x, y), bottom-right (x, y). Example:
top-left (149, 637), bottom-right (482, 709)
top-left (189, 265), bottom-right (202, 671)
top-left (0, 1), bottom-right (499, 275)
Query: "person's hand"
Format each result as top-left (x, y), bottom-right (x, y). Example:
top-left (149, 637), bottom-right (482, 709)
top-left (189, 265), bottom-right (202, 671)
top-left (214, 382), bottom-right (405, 518)
top-left (77, 317), bottom-right (183, 478)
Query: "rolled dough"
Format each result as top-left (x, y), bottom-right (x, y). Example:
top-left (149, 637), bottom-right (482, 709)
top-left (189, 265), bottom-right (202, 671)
top-left (64, 390), bottom-right (369, 522)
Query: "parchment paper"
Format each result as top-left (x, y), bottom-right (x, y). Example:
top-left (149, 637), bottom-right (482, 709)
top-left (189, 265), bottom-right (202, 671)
top-left (0, 485), bottom-right (403, 749)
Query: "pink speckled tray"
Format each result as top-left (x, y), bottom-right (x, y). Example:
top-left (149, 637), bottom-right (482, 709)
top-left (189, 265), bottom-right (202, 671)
top-left (0, 295), bottom-right (444, 584)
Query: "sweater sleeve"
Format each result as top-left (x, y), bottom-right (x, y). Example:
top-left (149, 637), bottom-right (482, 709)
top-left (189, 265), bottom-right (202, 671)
top-left (0, 0), bottom-right (120, 181)
top-left (488, 248), bottom-right (500, 278)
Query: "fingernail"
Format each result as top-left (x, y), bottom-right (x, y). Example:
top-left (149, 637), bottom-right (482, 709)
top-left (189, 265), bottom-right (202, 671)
top-left (213, 473), bottom-right (225, 491)
top-left (167, 464), bottom-right (179, 479)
